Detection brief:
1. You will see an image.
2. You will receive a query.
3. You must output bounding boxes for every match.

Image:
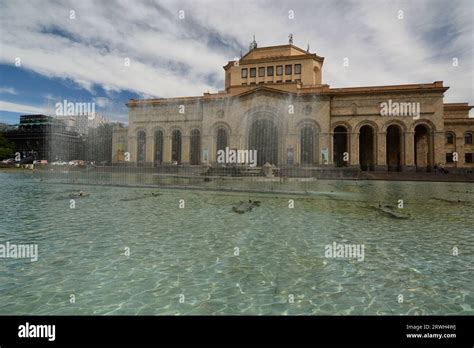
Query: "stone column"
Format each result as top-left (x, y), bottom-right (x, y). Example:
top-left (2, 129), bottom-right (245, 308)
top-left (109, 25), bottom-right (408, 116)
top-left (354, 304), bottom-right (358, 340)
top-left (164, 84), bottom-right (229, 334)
top-left (163, 135), bottom-right (171, 164)
top-left (209, 134), bottom-right (218, 164)
top-left (286, 133), bottom-right (298, 166)
top-left (455, 134), bottom-right (465, 169)
top-left (403, 131), bottom-right (416, 171)
top-left (433, 131), bottom-right (445, 168)
top-left (145, 134), bottom-right (154, 166)
top-left (375, 132), bottom-right (387, 171)
top-left (128, 134), bottom-right (136, 164)
top-left (319, 132), bottom-right (331, 165)
top-left (349, 132), bottom-right (359, 168)
top-left (201, 134), bottom-right (212, 164)
top-left (232, 134), bottom-right (245, 154)
top-left (181, 134), bottom-right (190, 164)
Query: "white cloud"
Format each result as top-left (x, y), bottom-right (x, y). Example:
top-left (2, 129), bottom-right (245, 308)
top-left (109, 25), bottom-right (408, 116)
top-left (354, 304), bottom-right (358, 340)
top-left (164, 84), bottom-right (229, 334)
top-left (0, 101), bottom-right (45, 114)
top-left (0, 0), bottom-right (472, 106)
top-left (0, 87), bottom-right (18, 95)
top-left (93, 97), bottom-right (113, 108)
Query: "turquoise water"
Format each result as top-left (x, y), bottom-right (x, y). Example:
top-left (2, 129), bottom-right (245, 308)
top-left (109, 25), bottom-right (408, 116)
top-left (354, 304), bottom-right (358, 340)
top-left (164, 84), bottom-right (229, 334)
top-left (0, 171), bottom-right (473, 315)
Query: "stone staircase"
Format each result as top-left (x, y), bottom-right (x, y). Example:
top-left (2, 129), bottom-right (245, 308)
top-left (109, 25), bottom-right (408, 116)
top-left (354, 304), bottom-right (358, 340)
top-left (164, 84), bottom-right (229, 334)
top-left (358, 170), bottom-right (474, 182)
top-left (203, 165), bottom-right (262, 177)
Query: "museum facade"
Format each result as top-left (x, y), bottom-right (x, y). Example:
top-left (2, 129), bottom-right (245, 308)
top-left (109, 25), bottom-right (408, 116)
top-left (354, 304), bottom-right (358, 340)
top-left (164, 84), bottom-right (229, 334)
top-left (117, 42), bottom-right (474, 172)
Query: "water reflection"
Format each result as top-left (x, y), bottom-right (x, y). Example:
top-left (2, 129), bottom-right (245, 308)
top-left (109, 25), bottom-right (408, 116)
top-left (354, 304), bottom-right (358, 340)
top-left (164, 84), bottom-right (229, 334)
top-left (0, 172), bottom-right (472, 315)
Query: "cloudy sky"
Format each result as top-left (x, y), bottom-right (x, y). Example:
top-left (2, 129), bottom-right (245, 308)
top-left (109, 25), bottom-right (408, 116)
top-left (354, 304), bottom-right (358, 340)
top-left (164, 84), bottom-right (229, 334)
top-left (0, 0), bottom-right (472, 124)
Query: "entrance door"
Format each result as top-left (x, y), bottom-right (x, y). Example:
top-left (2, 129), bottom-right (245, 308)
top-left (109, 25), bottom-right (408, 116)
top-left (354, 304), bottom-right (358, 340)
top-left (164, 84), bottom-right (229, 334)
top-left (333, 126), bottom-right (348, 167)
top-left (249, 119), bottom-right (278, 166)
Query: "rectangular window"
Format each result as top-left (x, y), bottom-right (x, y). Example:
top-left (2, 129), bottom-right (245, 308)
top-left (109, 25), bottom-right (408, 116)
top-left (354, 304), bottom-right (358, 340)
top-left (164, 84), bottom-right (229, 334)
top-left (285, 79), bottom-right (292, 83)
top-left (267, 66), bottom-right (274, 76)
top-left (276, 65), bottom-right (283, 76)
top-left (465, 153), bottom-right (474, 163)
top-left (446, 153), bottom-right (454, 163)
top-left (258, 67), bottom-right (265, 77)
top-left (241, 68), bottom-right (248, 78)
top-left (294, 64), bottom-right (301, 74)
top-left (285, 64), bottom-right (292, 75)
top-left (250, 68), bottom-right (256, 77)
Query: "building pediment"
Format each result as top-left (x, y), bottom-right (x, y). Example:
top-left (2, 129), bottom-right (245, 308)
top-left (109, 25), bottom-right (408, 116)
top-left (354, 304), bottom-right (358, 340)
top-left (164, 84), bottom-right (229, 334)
top-left (234, 85), bottom-right (296, 100)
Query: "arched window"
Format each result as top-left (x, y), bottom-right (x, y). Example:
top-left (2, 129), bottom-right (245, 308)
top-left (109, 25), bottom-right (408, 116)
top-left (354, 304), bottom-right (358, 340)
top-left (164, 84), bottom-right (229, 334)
top-left (333, 126), bottom-right (348, 167)
top-left (154, 130), bottom-right (163, 165)
top-left (445, 132), bottom-right (454, 145)
top-left (386, 125), bottom-right (402, 171)
top-left (249, 119), bottom-right (278, 166)
top-left (414, 124), bottom-right (431, 170)
top-left (190, 129), bottom-right (201, 165)
top-left (171, 130), bottom-right (181, 164)
top-left (216, 128), bottom-right (228, 153)
top-left (137, 131), bottom-right (146, 165)
top-left (300, 125), bottom-right (315, 165)
top-left (359, 125), bottom-right (375, 171)
top-left (465, 132), bottom-right (473, 145)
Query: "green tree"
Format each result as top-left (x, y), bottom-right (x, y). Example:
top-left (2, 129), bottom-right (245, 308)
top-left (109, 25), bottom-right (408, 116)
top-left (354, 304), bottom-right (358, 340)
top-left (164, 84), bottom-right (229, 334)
top-left (0, 133), bottom-right (14, 160)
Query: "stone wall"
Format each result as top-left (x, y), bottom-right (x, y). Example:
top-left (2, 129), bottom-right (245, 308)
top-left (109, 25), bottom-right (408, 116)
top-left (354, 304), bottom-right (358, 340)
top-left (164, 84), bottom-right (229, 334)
top-left (125, 89), bottom-right (473, 170)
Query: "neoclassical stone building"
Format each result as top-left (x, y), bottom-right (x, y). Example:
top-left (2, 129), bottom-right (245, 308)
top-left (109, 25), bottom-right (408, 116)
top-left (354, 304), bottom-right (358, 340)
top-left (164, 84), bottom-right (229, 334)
top-left (118, 42), bottom-right (473, 172)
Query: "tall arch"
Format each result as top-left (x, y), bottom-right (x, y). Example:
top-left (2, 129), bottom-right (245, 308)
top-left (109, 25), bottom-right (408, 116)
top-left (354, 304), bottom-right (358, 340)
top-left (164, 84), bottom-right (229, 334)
top-left (216, 127), bottom-right (228, 153)
top-left (414, 124), bottom-right (431, 171)
top-left (154, 129), bottom-right (163, 166)
top-left (171, 129), bottom-right (182, 164)
top-left (137, 130), bottom-right (146, 165)
top-left (249, 118), bottom-right (278, 166)
top-left (359, 125), bottom-right (375, 171)
top-left (333, 125), bottom-right (348, 167)
top-left (386, 125), bottom-right (402, 171)
top-left (190, 129), bottom-right (201, 165)
top-left (301, 125), bottom-right (316, 165)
